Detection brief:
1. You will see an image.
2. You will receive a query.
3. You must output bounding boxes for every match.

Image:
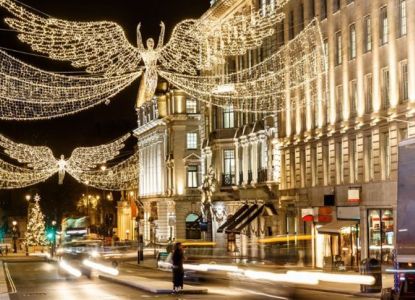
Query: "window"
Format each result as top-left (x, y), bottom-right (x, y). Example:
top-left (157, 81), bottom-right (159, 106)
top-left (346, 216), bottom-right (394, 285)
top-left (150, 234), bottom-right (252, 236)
top-left (223, 105), bottom-right (234, 128)
top-left (365, 74), bottom-right (373, 113)
top-left (323, 38), bottom-right (329, 71)
top-left (187, 165), bottom-right (198, 188)
top-left (289, 11), bottom-right (295, 40)
top-left (364, 16), bottom-right (372, 52)
top-left (321, 0), bottom-right (327, 20)
top-left (365, 135), bottom-right (373, 181)
top-left (310, 0), bottom-right (315, 18)
top-left (185, 213), bottom-right (201, 240)
top-left (336, 85), bottom-right (343, 121)
top-left (186, 98), bottom-right (197, 114)
top-left (349, 138), bottom-right (358, 183)
top-left (398, 0), bottom-right (407, 37)
top-left (399, 127), bottom-right (408, 142)
top-left (380, 6), bottom-right (388, 45)
top-left (323, 143), bottom-right (329, 185)
top-left (223, 149), bottom-right (235, 186)
top-left (381, 68), bottom-right (390, 110)
top-left (400, 61), bottom-right (409, 103)
top-left (335, 31), bottom-right (342, 65)
top-left (277, 23), bottom-right (285, 47)
top-left (349, 24), bottom-right (356, 59)
top-left (299, 3), bottom-right (304, 31)
top-left (381, 132), bottom-right (390, 179)
top-left (333, 0), bottom-right (340, 13)
top-left (368, 209), bottom-right (394, 264)
top-left (350, 80), bottom-right (357, 116)
top-left (336, 141), bottom-right (343, 184)
top-left (311, 145), bottom-right (317, 186)
top-left (186, 132), bottom-right (198, 149)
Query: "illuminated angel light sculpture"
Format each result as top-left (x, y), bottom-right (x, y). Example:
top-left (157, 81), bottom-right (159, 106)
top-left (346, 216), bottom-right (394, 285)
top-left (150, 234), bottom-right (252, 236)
top-left (0, 133), bottom-right (137, 189)
top-left (0, 0), bottom-right (315, 120)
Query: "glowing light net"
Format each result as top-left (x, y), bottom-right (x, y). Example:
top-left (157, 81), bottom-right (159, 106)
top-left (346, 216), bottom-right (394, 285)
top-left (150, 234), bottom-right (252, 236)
top-left (159, 19), bottom-right (327, 113)
top-left (0, 133), bottom-right (137, 190)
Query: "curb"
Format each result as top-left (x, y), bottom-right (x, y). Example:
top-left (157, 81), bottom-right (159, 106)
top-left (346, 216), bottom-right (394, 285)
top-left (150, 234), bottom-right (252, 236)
top-left (297, 286), bottom-right (380, 298)
top-left (99, 274), bottom-right (208, 295)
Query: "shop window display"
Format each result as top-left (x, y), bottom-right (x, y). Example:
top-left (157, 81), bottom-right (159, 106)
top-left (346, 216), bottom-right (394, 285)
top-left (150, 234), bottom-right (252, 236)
top-left (368, 209), bottom-right (394, 264)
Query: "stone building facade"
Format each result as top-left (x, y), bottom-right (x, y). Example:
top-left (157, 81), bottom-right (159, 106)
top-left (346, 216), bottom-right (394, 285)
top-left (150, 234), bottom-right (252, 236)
top-left (200, 0), bottom-right (415, 267)
top-left (134, 82), bottom-right (202, 244)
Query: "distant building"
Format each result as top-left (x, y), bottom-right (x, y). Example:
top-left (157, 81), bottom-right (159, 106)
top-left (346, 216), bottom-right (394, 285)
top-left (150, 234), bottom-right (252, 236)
top-left (134, 81), bottom-right (202, 244)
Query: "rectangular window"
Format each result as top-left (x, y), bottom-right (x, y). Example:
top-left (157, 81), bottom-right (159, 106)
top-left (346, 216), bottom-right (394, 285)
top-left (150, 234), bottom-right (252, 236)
top-left (336, 85), bottom-right (343, 121)
top-left (289, 11), bottom-right (295, 40)
top-left (381, 68), bottom-right (390, 110)
top-left (365, 135), bottom-right (373, 181)
top-left (380, 6), bottom-right (388, 45)
top-left (400, 61), bottom-right (409, 103)
top-left (382, 132), bottom-right (390, 179)
top-left (223, 149), bottom-right (235, 185)
top-left (323, 38), bottom-right (329, 71)
top-left (311, 145), bottom-right (317, 186)
top-left (349, 138), bottom-right (358, 183)
top-left (310, 0), bottom-right (315, 18)
top-left (186, 98), bottom-right (197, 114)
top-left (368, 209), bottom-right (394, 264)
top-left (349, 24), bottom-right (356, 60)
top-left (323, 143), bottom-right (329, 185)
top-left (186, 132), bottom-right (198, 149)
top-left (187, 165), bottom-right (198, 188)
top-left (399, 0), bottom-right (407, 37)
top-left (299, 3), bottom-right (304, 31)
top-left (336, 141), bottom-right (343, 184)
top-left (335, 31), bottom-right (342, 65)
top-left (277, 23), bottom-right (285, 47)
top-left (350, 80), bottom-right (357, 116)
top-left (364, 16), bottom-right (372, 52)
top-left (333, 0), bottom-right (340, 13)
top-left (399, 127), bottom-right (408, 142)
top-left (321, 0), bottom-right (327, 20)
top-left (365, 74), bottom-right (373, 113)
top-left (223, 105), bottom-right (234, 128)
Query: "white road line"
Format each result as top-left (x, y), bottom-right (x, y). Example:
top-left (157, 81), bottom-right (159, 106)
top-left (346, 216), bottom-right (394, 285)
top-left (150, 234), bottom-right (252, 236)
top-left (3, 263), bottom-right (16, 294)
top-left (234, 288), bottom-right (289, 299)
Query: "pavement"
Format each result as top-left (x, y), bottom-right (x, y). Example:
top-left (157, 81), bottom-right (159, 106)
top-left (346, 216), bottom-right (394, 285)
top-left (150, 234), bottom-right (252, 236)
top-left (119, 257), bottom-right (392, 298)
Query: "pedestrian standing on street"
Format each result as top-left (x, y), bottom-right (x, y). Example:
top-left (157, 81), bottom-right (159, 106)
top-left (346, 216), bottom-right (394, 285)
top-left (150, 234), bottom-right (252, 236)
top-left (172, 242), bottom-right (184, 293)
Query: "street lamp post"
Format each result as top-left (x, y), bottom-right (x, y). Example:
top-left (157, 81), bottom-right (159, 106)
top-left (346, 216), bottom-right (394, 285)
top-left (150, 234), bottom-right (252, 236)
top-left (12, 220), bottom-right (18, 253)
top-left (51, 220), bottom-right (57, 257)
top-left (25, 194), bottom-right (31, 256)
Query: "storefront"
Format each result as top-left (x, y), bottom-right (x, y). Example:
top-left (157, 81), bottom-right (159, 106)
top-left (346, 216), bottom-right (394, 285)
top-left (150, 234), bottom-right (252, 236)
top-left (367, 208), bottom-right (394, 264)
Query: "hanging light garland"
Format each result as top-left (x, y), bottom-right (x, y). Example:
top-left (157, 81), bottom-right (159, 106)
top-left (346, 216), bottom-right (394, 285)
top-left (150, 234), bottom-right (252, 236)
top-left (0, 133), bottom-right (135, 188)
top-left (159, 19), bottom-right (327, 112)
top-left (0, 0), bottom-right (300, 119)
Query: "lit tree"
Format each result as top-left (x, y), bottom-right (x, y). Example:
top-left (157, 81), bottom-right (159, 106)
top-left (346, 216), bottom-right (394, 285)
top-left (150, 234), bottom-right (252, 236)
top-left (25, 194), bottom-right (47, 246)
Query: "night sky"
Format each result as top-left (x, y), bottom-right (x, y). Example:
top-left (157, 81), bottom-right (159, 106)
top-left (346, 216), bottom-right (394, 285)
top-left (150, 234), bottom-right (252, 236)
top-left (0, 0), bottom-right (210, 222)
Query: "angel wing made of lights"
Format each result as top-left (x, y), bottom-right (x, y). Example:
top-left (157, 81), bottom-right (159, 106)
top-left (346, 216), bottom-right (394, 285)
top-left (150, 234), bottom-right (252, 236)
top-left (0, 133), bottom-right (131, 186)
top-left (0, 0), bottom-right (292, 119)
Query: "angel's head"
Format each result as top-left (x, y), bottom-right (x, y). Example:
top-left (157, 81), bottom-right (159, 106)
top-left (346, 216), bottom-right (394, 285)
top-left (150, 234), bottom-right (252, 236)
top-left (146, 38), bottom-right (155, 50)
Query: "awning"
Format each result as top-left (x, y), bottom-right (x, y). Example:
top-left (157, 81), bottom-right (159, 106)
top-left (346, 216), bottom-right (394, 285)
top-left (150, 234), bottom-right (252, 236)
top-left (232, 205), bottom-right (265, 234)
top-left (217, 204), bottom-right (249, 233)
top-left (225, 204), bottom-right (259, 233)
top-left (317, 220), bottom-right (359, 234)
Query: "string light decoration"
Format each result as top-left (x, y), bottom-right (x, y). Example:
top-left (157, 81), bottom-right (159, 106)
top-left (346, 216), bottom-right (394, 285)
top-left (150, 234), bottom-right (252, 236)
top-left (0, 0), bottom-right (293, 117)
top-left (70, 151), bottom-right (139, 191)
top-left (0, 133), bottom-right (133, 187)
top-left (0, 48), bottom-right (141, 120)
top-left (159, 19), bottom-right (327, 112)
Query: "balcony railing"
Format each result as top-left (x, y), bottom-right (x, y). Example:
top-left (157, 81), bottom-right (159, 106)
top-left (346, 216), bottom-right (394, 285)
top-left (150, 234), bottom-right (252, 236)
top-left (247, 170), bottom-right (253, 184)
top-left (257, 168), bottom-right (268, 183)
top-left (222, 173), bottom-right (235, 186)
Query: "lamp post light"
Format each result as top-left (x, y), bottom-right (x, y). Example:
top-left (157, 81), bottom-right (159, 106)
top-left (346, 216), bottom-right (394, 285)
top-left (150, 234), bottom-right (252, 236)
top-left (51, 220), bottom-right (57, 257)
top-left (12, 220), bottom-right (18, 253)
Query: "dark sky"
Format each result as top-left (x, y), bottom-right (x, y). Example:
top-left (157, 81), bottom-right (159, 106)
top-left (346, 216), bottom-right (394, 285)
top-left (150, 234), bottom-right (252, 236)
top-left (0, 0), bottom-right (210, 221)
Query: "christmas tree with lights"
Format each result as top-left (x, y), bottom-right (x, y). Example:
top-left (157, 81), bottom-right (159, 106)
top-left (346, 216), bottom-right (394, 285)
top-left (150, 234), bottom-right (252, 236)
top-left (25, 194), bottom-right (47, 246)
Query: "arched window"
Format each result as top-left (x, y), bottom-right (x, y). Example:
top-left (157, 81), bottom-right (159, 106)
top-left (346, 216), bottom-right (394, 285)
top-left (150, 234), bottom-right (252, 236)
top-left (185, 213), bottom-right (201, 240)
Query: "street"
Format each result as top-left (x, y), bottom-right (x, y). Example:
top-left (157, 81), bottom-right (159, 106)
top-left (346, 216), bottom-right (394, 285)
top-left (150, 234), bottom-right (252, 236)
top-left (1, 258), bottom-right (379, 300)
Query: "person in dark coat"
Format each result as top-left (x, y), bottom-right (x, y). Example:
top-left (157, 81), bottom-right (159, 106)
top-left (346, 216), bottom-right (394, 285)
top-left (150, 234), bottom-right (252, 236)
top-left (172, 242), bottom-right (184, 292)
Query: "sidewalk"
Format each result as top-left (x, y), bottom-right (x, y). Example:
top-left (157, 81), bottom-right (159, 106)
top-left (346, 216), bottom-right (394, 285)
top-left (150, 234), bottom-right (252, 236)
top-left (122, 258), bottom-right (392, 298)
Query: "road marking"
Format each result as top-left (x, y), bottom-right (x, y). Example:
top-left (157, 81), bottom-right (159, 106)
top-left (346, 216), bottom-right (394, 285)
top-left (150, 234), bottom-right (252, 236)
top-left (3, 263), bottom-right (16, 294)
top-left (234, 288), bottom-right (289, 300)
